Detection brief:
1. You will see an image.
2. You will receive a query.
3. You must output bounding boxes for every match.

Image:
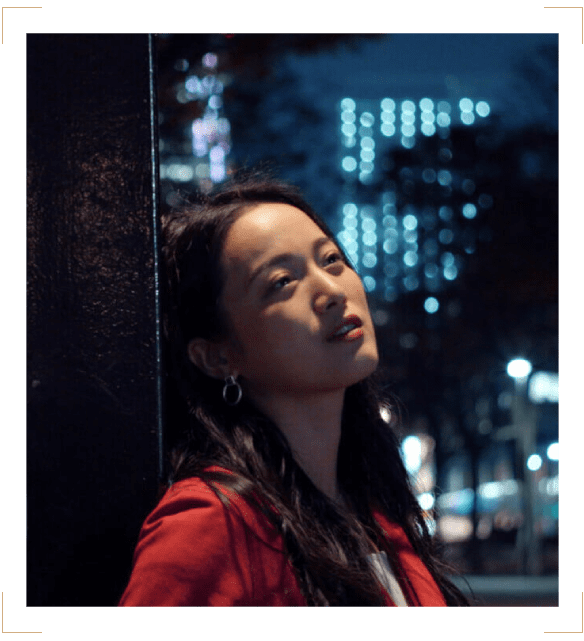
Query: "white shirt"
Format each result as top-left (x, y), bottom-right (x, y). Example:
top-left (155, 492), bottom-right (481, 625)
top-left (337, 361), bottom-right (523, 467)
top-left (367, 551), bottom-right (409, 606)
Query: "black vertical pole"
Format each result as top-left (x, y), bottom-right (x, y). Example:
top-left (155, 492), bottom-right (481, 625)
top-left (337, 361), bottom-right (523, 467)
top-left (27, 34), bottom-right (163, 606)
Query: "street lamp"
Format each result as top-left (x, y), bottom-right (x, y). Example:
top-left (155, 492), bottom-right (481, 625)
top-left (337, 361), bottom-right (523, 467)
top-left (547, 442), bottom-right (559, 461)
top-left (507, 358), bottom-right (533, 380)
top-left (506, 357), bottom-right (540, 575)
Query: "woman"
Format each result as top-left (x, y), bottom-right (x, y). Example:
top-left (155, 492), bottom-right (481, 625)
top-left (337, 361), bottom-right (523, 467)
top-left (119, 173), bottom-right (470, 607)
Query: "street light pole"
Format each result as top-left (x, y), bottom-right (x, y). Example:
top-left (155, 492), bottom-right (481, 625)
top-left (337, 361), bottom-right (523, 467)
top-left (507, 358), bottom-right (541, 575)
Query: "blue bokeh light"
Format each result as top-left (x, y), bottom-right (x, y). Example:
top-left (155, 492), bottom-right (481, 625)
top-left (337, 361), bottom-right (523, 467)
top-left (360, 112), bottom-right (375, 127)
top-left (341, 98), bottom-right (356, 111)
top-left (424, 297), bottom-right (440, 313)
top-left (419, 97), bottom-right (434, 111)
top-left (381, 98), bottom-right (396, 111)
top-left (363, 275), bottom-right (376, 292)
top-left (459, 98), bottom-right (474, 112)
top-left (476, 100), bottom-right (491, 117)
top-left (341, 156), bottom-right (357, 172)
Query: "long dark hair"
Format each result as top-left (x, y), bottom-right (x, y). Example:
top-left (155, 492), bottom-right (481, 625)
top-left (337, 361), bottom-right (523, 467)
top-left (161, 171), bottom-right (470, 606)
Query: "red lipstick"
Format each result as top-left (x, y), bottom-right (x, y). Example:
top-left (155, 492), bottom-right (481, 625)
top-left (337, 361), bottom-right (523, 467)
top-left (327, 314), bottom-right (364, 342)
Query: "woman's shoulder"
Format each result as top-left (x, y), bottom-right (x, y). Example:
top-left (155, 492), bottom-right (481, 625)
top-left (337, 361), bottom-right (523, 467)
top-left (371, 508), bottom-right (426, 563)
top-left (158, 465), bottom-right (254, 508)
top-left (119, 466), bottom-right (294, 606)
top-left (158, 466), bottom-right (232, 505)
top-left (147, 466), bottom-right (283, 549)
top-left (371, 508), bottom-right (408, 540)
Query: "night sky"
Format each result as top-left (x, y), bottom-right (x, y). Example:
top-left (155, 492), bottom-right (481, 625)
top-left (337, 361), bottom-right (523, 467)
top-left (286, 34), bottom-right (557, 127)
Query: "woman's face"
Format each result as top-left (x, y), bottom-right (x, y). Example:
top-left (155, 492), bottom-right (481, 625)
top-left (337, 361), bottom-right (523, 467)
top-left (218, 203), bottom-right (379, 397)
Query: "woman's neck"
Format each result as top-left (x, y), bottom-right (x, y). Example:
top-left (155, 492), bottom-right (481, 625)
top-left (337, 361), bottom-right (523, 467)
top-left (249, 387), bottom-right (346, 503)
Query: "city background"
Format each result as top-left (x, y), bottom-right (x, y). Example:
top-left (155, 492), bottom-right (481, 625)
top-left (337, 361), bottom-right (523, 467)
top-left (155, 34), bottom-right (558, 604)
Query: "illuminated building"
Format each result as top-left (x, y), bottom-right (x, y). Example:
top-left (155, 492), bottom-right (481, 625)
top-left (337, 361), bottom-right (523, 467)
top-left (336, 96), bottom-right (492, 310)
top-left (159, 50), bottom-right (232, 202)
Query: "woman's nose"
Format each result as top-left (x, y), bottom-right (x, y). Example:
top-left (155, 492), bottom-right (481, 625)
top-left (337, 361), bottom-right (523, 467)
top-left (312, 271), bottom-right (347, 315)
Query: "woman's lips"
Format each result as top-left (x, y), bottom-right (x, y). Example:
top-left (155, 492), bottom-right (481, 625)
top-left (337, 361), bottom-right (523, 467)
top-left (326, 314), bottom-right (364, 342)
top-left (334, 326), bottom-right (364, 342)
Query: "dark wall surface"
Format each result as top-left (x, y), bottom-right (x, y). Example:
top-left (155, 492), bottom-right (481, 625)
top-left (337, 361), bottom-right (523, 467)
top-left (27, 34), bottom-right (163, 606)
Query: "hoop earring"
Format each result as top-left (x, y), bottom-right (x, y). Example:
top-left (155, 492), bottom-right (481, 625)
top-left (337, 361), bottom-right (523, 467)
top-left (222, 375), bottom-right (242, 406)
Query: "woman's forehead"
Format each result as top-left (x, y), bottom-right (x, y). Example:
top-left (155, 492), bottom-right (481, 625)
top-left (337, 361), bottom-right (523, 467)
top-left (222, 203), bottom-right (330, 265)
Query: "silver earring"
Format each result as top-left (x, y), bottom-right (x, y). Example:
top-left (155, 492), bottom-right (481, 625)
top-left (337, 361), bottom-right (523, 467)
top-left (222, 375), bottom-right (242, 406)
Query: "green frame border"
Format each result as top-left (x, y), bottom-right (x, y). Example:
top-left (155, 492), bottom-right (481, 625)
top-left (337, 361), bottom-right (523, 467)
top-left (5, 0), bottom-right (584, 641)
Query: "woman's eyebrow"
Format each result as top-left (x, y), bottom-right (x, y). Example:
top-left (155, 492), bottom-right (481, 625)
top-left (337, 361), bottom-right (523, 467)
top-left (246, 236), bottom-right (334, 290)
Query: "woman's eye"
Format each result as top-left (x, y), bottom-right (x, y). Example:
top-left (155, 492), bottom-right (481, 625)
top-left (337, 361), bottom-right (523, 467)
top-left (271, 275), bottom-right (292, 291)
top-left (324, 252), bottom-right (343, 266)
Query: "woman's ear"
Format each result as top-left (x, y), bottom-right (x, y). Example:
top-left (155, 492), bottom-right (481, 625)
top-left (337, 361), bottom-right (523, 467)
top-left (187, 337), bottom-right (233, 380)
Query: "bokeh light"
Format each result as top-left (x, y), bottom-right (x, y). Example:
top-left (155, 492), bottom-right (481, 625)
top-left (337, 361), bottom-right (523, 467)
top-left (404, 250), bottom-right (418, 267)
top-left (419, 97), bottom-right (434, 111)
top-left (459, 98), bottom-right (474, 113)
top-left (381, 98), bottom-right (396, 111)
top-left (444, 264), bottom-right (458, 280)
top-left (436, 112), bottom-right (451, 127)
top-left (424, 264), bottom-right (439, 279)
top-left (362, 252), bottom-right (377, 268)
top-left (437, 169), bottom-right (452, 186)
top-left (422, 168), bottom-right (437, 183)
top-left (437, 100), bottom-right (451, 114)
top-left (507, 358), bottom-right (533, 379)
top-left (476, 100), bottom-right (491, 117)
top-left (363, 275), bottom-right (376, 292)
top-left (202, 52), bottom-right (218, 68)
top-left (418, 493), bottom-right (435, 511)
top-left (403, 214), bottom-right (418, 230)
top-left (341, 156), bottom-right (357, 172)
top-left (360, 112), bottom-right (375, 127)
top-left (401, 436), bottom-right (422, 474)
top-left (547, 442), bottom-right (559, 461)
top-left (424, 296), bottom-right (440, 313)
top-left (461, 112), bottom-right (476, 125)
top-left (401, 135), bottom-right (415, 149)
top-left (527, 454), bottom-right (543, 472)
top-left (403, 275), bottom-right (419, 290)
top-left (341, 97), bottom-right (356, 111)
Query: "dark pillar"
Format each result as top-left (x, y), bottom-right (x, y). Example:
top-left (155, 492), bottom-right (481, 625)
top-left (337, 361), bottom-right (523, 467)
top-left (27, 34), bottom-right (162, 606)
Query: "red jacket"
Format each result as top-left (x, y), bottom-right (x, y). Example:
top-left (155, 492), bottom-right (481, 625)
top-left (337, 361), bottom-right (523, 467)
top-left (119, 474), bottom-right (447, 607)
